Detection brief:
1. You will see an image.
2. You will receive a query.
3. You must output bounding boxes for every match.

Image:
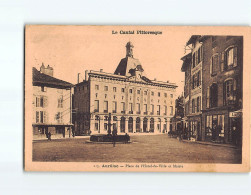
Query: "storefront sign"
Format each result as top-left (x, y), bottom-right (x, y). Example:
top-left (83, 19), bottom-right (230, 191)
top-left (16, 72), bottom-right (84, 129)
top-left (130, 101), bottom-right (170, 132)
top-left (229, 112), bottom-right (242, 118)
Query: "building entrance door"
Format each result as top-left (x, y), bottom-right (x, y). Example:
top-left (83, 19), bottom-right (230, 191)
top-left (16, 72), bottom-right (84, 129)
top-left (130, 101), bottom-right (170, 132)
top-left (212, 115), bottom-right (218, 141)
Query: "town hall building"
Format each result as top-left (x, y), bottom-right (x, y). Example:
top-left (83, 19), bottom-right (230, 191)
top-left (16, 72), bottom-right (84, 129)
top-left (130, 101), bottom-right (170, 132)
top-left (73, 42), bottom-right (177, 135)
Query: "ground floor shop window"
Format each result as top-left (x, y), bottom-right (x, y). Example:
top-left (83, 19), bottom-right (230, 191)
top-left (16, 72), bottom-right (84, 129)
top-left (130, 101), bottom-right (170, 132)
top-left (136, 117), bottom-right (141, 132)
top-left (206, 114), bottom-right (225, 142)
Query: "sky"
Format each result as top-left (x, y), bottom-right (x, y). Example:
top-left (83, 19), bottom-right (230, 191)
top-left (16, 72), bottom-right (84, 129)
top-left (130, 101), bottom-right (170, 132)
top-left (26, 26), bottom-right (192, 96)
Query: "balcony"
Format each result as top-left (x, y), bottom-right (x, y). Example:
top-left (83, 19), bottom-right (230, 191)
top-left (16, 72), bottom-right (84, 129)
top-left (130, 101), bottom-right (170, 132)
top-left (144, 111), bottom-right (148, 115)
top-left (136, 111), bottom-right (141, 114)
top-left (157, 111), bottom-right (160, 115)
top-left (104, 110), bottom-right (108, 113)
top-left (129, 111), bottom-right (133, 114)
top-left (94, 109), bottom-right (99, 113)
top-left (112, 110), bottom-right (117, 113)
top-left (121, 111), bottom-right (125, 114)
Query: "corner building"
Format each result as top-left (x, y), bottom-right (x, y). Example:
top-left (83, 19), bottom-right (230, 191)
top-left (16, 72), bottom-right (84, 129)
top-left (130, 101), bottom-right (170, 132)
top-left (73, 42), bottom-right (177, 135)
top-left (181, 36), bottom-right (243, 143)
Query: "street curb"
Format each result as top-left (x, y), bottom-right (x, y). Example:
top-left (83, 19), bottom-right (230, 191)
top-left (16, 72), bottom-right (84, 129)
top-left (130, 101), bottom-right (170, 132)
top-left (181, 139), bottom-right (238, 149)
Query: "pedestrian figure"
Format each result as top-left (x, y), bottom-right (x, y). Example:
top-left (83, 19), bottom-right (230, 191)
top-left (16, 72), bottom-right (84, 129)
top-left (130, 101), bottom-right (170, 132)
top-left (47, 132), bottom-right (51, 141)
top-left (125, 133), bottom-right (129, 144)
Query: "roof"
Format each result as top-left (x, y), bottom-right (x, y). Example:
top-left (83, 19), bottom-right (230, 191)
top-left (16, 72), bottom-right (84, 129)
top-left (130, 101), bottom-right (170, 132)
top-left (32, 67), bottom-right (73, 88)
top-left (114, 57), bottom-right (144, 76)
top-left (181, 52), bottom-right (192, 72)
top-left (186, 35), bottom-right (201, 46)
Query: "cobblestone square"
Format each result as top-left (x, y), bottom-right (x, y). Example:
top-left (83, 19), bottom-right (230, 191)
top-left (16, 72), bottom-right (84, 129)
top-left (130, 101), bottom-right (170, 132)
top-left (32, 135), bottom-right (241, 163)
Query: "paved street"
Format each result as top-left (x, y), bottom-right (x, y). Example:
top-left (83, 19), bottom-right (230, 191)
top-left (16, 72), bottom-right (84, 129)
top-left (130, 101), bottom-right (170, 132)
top-left (32, 135), bottom-right (241, 163)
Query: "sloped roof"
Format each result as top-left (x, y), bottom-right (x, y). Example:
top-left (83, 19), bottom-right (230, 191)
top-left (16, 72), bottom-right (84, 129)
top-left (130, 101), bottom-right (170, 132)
top-left (114, 57), bottom-right (143, 76)
top-left (32, 67), bottom-right (73, 88)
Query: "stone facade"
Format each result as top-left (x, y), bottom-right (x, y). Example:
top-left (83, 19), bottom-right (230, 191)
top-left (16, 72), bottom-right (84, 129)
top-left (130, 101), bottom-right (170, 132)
top-left (181, 36), bottom-right (243, 144)
top-left (32, 66), bottom-right (73, 139)
top-left (73, 42), bottom-right (177, 135)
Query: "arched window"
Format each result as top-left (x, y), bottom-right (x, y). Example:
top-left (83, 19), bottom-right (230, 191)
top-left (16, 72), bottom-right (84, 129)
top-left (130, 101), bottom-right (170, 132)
top-left (136, 117), bottom-right (141, 132)
top-left (128, 117), bottom-right (133, 133)
top-left (157, 118), bottom-right (161, 132)
top-left (143, 117), bottom-right (148, 132)
top-left (120, 117), bottom-right (125, 133)
top-left (150, 118), bottom-right (154, 132)
top-left (95, 115), bottom-right (100, 131)
top-left (113, 116), bottom-right (117, 131)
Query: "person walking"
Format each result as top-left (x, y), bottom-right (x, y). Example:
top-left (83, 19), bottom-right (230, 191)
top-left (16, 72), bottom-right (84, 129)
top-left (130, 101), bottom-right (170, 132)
top-left (47, 132), bottom-right (51, 141)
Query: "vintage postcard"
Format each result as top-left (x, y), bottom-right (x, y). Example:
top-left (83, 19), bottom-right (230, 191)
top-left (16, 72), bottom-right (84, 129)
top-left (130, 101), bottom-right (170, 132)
top-left (25, 25), bottom-right (250, 172)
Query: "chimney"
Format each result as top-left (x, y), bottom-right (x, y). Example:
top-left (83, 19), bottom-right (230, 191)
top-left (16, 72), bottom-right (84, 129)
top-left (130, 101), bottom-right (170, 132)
top-left (85, 70), bottom-right (89, 81)
top-left (40, 63), bottom-right (54, 76)
top-left (77, 73), bottom-right (81, 83)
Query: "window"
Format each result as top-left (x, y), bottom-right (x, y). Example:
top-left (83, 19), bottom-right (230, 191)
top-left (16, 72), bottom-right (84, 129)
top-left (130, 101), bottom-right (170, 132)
top-left (95, 115), bottom-right (100, 131)
top-left (58, 95), bottom-right (63, 108)
top-left (128, 117), bottom-right (133, 132)
top-left (56, 112), bottom-right (62, 123)
top-left (151, 104), bottom-right (154, 114)
top-left (164, 105), bottom-right (167, 115)
top-left (210, 83), bottom-right (218, 108)
top-left (198, 47), bottom-right (202, 63)
top-left (94, 100), bottom-right (99, 112)
top-left (104, 86), bottom-right (108, 91)
top-left (197, 96), bottom-right (201, 112)
top-left (192, 53), bottom-right (196, 68)
top-left (170, 94), bottom-right (173, 98)
top-left (158, 92), bottom-right (160, 97)
top-left (197, 71), bottom-right (201, 87)
top-left (120, 117), bottom-right (125, 133)
top-left (36, 96), bottom-right (40, 107)
top-left (170, 106), bottom-right (173, 116)
top-left (225, 46), bottom-right (238, 70)
top-left (104, 101), bottom-right (108, 113)
top-left (157, 105), bottom-right (160, 115)
top-left (129, 89), bottom-right (133, 93)
top-left (41, 86), bottom-right (46, 92)
top-left (113, 87), bottom-right (116, 92)
top-left (36, 111), bottom-right (39, 123)
top-left (112, 101), bottom-right (117, 113)
top-left (151, 91), bottom-right (154, 96)
top-left (192, 99), bottom-right (195, 113)
top-left (137, 90), bottom-right (140, 94)
top-left (144, 104), bottom-right (147, 114)
top-left (121, 88), bottom-right (125, 93)
top-left (136, 117), bottom-right (141, 132)
top-left (129, 103), bottom-right (133, 113)
top-left (95, 85), bottom-right (99, 90)
top-left (224, 79), bottom-right (236, 105)
top-left (144, 91), bottom-right (147, 95)
top-left (136, 103), bottom-right (140, 114)
top-left (121, 102), bottom-right (125, 113)
top-left (211, 55), bottom-right (218, 75)
top-left (164, 93), bottom-right (167, 98)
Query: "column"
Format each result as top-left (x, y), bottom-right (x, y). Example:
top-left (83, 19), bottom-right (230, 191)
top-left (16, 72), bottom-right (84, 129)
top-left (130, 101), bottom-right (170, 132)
top-left (134, 117), bottom-right (137, 133)
top-left (125, 117), bottom-right (128, 133)
top-left (100, 116), bottom-right (104, 134)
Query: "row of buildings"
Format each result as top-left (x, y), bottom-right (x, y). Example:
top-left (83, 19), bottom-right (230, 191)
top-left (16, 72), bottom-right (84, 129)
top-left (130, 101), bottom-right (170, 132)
top-left (32, 37), bottom-right (243, 145)
top-left (32, 42), bottom-right (177, 139)
top-left (179, 36), bottom-right (243, 144)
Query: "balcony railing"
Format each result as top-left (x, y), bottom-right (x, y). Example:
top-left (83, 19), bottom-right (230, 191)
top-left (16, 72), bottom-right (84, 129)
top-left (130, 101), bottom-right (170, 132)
top-left (157, 111), bottom-right (160, 115)
top-left (129, 111), bottom-right (133, 114)
top-left (136, 111), bottom-right (141, 114)
top-left (94, 109), bottom-right (99, 113)
top-left (112, 110), bottom-right (117, 113)
top-left (104, 110), bottom-right (108, 113)
top-left (121, 111), bottom-right (125, 114)
top-left (144, 111), bottom-right (148, 115)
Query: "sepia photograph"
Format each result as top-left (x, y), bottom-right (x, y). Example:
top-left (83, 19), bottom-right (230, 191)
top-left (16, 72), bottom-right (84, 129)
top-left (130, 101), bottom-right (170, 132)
top-left (24, 25), bottom-right (250, 172)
